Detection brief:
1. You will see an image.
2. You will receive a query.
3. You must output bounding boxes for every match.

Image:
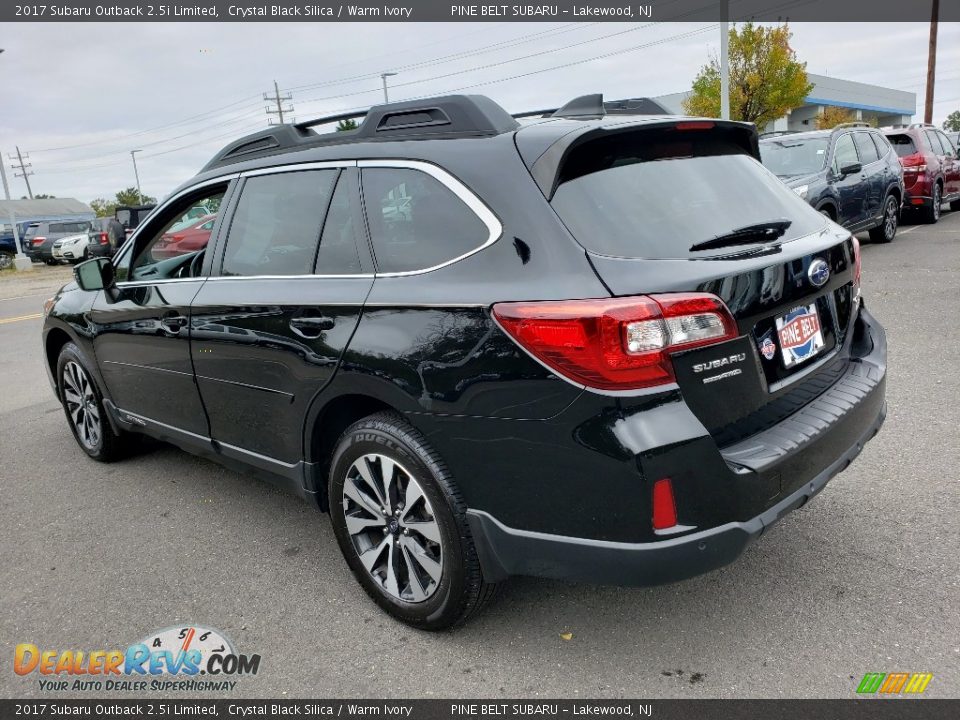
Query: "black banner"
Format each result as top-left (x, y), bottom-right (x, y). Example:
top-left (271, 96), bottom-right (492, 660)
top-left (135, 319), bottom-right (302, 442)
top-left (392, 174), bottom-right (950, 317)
top-left (3, 0), bottom-right (959, 23)
top-left (2, 700), bottom-right (960, 719)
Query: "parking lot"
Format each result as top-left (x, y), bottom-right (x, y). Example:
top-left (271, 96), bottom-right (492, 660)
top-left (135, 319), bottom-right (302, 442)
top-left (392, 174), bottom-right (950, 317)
top-left (1, 212), bottom-right (958, 699)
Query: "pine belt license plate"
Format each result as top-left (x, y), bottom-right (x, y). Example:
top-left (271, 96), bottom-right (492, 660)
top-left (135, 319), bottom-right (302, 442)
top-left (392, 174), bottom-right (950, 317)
top-left (775, 303), bottom-right (825, 368)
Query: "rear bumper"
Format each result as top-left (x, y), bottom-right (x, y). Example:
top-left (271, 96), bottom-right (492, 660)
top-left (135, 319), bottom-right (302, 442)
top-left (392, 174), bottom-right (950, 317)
top-left (469, 401), bottom-right (884, 585)
top-left (468, 305), bottom-right (887, 586)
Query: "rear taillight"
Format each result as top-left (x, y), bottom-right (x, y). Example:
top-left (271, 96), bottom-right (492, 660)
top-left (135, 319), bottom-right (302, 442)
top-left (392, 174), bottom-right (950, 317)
top-left (492, 292), bottom-right (738, 391)
top-left (99, 232), bottom-right (109, 245)
top-left (900, 153), bottom-right (927, 172)
top-left (32, 236), bottom-right (46, 246)
top-left (652, 478), bottom-right (678, 531)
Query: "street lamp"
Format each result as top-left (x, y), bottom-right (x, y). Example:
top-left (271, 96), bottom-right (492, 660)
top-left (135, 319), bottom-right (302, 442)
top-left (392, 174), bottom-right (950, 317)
top-left (130, 150), bottom-right (143, 205)
top-left (380, 72), bottom-right (398, 103)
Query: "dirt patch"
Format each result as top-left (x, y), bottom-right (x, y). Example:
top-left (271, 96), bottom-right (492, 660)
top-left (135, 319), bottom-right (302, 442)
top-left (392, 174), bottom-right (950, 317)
top-left (0, 263), bottom-right (74, 300)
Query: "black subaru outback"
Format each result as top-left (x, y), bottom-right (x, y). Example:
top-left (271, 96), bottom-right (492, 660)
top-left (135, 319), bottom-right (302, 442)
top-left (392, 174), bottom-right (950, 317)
top-left (43, 94), bottom-right (886, 629)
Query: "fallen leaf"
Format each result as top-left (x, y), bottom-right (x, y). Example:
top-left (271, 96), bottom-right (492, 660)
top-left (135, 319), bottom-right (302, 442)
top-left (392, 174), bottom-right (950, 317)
top-left (559, 632), bottom-right (573, 641)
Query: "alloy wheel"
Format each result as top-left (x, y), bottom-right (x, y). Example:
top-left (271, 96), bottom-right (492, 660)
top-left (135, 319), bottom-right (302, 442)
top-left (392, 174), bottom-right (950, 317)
top-left (884, 197), bottom-right (898, 240)
top-left (341, 453), bottom-right (443, 603)
top-left (62, 360), bottom-right (101, 450)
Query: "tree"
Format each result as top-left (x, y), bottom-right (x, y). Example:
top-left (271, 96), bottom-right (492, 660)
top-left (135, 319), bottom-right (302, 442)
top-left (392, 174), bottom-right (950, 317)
top-left (336, 118), bottom-right (359, 132)
top-left (22, 193), bottom-right (56, 199)
top-left (683, 23), bottom-right (813, 130)
top-left (944, 110), bottom-right (960, 132)
top-left (115, 186), bottom-right (156, 206)
top-left (816, 106), bottom-right (854, 129)
top-left (89, 188), bottom-right (158, 217)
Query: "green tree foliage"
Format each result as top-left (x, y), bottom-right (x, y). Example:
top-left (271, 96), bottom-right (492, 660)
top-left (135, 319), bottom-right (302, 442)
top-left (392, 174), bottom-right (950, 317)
top-left (944, 110), bottom-right (960, 132)
top-left (336, 118), bottom-right (359, 132)
top-left (683, 23), bottom-right (813, 130)
top-left (89, 187), bottom-right (158, 217)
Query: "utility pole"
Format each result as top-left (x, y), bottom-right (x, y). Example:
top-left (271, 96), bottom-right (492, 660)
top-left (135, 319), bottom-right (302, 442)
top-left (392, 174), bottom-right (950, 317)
top-left (264, 80), bottom-right (294, 125)
top-left (381, 72), bottom-right (398, 103)
top-left (720, 1), bottom-right (730, 121)
top-left (8, 146), bottom-right (34, 199)
top-left (0, 152), bottom-right (32, 271)
top-left (924, 0), bottom-right (939, 124)
top-left (130, 150), bottom-right (143, 205)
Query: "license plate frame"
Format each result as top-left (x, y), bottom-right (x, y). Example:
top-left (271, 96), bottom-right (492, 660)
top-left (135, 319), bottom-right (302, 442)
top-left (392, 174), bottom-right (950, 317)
top-left (775, 303), bottom-right (825, 368)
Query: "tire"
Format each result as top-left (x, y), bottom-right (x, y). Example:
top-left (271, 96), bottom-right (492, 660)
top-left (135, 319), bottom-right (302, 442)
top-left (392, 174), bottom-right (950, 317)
top-left (951, 200), bottom-right (960, 212)
top-left (0, 251), bottom-right (13, 271)
top-left (57, 342), bottom-right (131, 462)
top-left (868, 195), bottom-right (899, 243)
top-left (920, 183), bottom-right (942, 224)
top-left (328, 411), bottom-right (497, 630)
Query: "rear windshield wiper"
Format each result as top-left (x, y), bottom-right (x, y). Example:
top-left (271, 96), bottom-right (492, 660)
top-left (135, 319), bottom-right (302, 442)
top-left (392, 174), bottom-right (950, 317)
top-left (689, 220), bottom-right (792, 252)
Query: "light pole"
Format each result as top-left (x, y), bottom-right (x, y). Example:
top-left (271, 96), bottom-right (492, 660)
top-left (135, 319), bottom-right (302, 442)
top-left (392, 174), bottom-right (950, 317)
top-left (0, 48), bottom-right (33, 271)
top-left (381, 72), bottom-right (398, 103)
top-left (130, 150), bottom-right (143, 205)
top-left (720, 0), bottom-right (730, 121)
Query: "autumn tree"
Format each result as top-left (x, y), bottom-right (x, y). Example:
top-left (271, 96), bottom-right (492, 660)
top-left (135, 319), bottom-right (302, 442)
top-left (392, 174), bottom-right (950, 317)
top-left (683, 23), bottom-right (813, 130)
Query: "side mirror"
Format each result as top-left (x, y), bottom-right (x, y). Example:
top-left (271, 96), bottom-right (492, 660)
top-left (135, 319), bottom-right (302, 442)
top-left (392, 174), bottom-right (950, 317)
top-left (74, 257), bottom-right (115, 293)
top-left (839, 162), bottom-right (862, 177)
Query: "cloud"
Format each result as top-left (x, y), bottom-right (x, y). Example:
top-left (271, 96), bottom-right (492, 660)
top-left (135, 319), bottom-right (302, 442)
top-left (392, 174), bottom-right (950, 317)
top-left (1, 21), bottom-right (956, 202)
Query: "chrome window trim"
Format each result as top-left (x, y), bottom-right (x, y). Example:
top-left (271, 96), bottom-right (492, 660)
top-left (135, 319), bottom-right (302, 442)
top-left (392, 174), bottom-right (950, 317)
top-left (358, 159), bottom-right (503, 277)
top-left (240, 160), bottom-right (356, 177)
top-left (114, 158), bottom-right (503, 285)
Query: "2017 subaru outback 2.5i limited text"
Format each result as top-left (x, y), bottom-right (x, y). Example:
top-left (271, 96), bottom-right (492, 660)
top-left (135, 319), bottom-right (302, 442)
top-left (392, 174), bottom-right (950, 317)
top-left (44, 94), bottom-right (887, 629)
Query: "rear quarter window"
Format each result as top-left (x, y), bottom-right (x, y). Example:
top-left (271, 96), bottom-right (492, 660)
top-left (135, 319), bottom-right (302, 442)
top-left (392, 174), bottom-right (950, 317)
top-left (550, 131), bottom-right (824, 259)
top-left (361, 167), bottom-right (491, 273)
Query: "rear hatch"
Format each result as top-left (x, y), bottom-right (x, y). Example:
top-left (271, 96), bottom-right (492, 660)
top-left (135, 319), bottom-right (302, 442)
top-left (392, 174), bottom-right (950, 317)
top-left (543, 121), bottom-right (859, 446)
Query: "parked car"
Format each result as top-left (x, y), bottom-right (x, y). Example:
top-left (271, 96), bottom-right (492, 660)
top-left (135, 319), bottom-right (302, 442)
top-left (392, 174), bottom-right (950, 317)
top-left (46, 94), bottom-right (886, 629)
top-left (23, 220), bottom-right (93, 264)
top-left (882, 123), bottom-right (960, 223)
top-left (759, 124), bottom-right (904, 243)
top-left (51, 233), bottom-right (94, 264)
top-left (86, 217), bottom-right (128, 259)
top-left (151, 214), bottom-right (216, 260)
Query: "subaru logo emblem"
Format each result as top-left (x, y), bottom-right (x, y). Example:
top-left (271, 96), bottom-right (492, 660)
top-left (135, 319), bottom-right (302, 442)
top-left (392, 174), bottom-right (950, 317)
top-left (808, 258), bottom-right (830, 288)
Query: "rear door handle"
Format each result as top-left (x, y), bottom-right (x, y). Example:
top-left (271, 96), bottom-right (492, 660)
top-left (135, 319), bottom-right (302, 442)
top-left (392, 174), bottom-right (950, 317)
top-left (290, 315), bottom-right (335, 337)
top-left (161, 313), bottom-right (188, 331)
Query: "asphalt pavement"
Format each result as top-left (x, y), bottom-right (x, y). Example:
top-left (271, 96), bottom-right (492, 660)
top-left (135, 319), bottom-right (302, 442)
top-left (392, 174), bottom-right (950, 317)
top-left (1, 214), bottom-right (958, 699)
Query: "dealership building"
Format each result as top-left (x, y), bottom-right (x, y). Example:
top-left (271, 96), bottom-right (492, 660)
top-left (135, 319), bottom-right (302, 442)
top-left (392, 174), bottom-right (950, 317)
top-left (654, 73), bottom-right (917, 131)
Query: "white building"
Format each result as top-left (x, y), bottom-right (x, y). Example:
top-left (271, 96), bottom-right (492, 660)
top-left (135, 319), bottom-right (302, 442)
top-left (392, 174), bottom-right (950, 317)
top-left (654, 73), bottom-right (916, 131)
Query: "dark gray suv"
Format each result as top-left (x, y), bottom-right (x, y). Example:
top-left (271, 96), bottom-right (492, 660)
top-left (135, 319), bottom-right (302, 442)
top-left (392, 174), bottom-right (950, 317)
top-left (23, 220), bottom-right (93, 264)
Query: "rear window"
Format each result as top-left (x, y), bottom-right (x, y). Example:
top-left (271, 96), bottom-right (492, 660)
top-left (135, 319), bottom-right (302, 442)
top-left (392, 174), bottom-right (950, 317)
top-left (886, 134), bottom-right (916, 157)
top-left (49, 221), bottom-right (90, 234)
top-left (24, 224), bottom-right (41, 239)
top-left (551, 132), bottom-right (823, 259)
top-left (759, 136), bottom-right (829, 176)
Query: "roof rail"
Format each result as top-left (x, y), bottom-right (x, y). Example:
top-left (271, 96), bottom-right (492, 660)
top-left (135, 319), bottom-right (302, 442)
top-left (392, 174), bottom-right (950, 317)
top-left (511, 94), bottom-right (671, 120)
top-left (201, 94), bottom-right (520, 172)
top-left (833, 122), bottom-right (873, 129)
top-left (758, 130), bottom-right (801, 138)
top-left (907, 122), bottom-right (936, 129)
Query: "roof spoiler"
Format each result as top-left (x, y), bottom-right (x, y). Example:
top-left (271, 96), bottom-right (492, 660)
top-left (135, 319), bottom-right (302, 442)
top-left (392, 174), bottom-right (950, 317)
top-left (512, 94), bottom-right (672, 120)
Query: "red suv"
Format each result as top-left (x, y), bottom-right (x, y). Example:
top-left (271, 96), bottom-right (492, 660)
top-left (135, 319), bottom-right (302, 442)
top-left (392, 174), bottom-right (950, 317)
top-left (883, 124), bottom-right (960, 223)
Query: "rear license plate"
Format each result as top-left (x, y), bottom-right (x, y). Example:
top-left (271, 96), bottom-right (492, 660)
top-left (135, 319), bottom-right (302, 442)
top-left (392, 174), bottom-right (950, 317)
top-left (775, 303), bottom-right (825, 368)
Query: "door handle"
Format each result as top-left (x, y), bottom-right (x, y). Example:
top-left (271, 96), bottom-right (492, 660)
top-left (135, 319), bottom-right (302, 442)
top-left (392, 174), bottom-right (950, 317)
top-left (290, 315), bottom-right (335, 337)
top-left (161, 313), bottom-right (188, 331)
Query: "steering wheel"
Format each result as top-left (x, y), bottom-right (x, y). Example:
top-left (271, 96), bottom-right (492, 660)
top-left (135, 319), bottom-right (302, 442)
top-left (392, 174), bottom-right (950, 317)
top-left (189, 250), bottom-right (205, 278)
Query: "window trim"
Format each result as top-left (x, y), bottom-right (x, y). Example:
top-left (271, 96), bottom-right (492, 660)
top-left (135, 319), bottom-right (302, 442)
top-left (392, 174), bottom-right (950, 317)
top-left (358, 159), bottom-right (503, 277)
top-left (112, 158), bottom-right (502, 284)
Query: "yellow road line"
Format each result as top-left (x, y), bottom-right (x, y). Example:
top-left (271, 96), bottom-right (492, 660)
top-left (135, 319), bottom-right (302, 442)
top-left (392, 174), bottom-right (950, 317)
top-left (0, 312), bottom-right (43, 325)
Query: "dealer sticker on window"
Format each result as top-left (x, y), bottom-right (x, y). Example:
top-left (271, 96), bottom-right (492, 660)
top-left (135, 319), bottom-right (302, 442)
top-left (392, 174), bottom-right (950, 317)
top-left (775, 303), bottom-right (825, 368)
